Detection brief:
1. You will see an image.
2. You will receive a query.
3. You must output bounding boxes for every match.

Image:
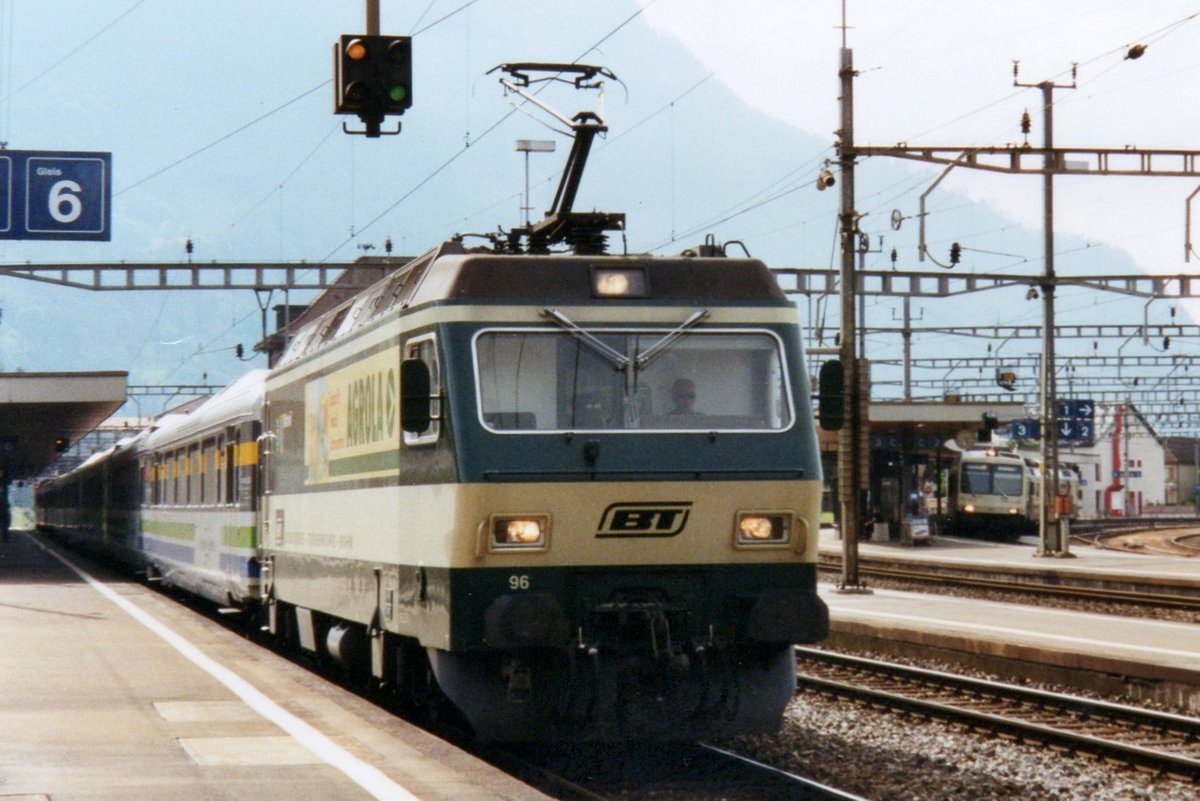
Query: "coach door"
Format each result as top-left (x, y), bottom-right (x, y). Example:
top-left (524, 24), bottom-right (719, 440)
top-left (258, 401), bottom-right (278, 603)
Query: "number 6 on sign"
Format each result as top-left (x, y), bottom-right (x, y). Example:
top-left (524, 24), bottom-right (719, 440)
top-left (49, 180), bottom-right (83, 224)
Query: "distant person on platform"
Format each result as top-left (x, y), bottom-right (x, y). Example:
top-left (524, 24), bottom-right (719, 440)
top-left (669, 378), bottom-right (701, 415)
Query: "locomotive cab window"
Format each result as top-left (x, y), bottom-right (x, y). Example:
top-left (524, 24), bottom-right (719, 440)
top-left (474, 328), bottom-right (793, 433)
top-left (962, 463), bottom-right (1023, 496)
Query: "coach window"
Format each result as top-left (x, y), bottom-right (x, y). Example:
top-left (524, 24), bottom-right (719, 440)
top-left (225, 437), bottom-right (238, 505)
top-left (186, 444), bottom-right (199, 505)
top-left (200, 440), bottom-right (209, 505)
top-left (214, 435), bottom-right (225, 505)
top-left (154, 455), bottom-right (163, 506)
top-left (203, 437), bottom-right (217, 505)
top-left (404, 334), bottom-right (441, 446)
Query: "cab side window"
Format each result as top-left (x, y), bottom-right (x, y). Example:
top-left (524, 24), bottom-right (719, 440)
top-left (403, 334), bottom-right (441, 446)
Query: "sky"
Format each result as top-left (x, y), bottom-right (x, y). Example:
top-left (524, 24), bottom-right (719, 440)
top-left (642, 1), bottom-right (1200, 273)
top-left (0, 1), bottom-right (1197, 418)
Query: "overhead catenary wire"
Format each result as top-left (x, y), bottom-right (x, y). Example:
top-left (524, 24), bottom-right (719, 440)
top-left (3, 0), bottom-right (148, 104)
top-left (117, 81), bottom-right (329, 197)
top-left (229, 123), bottom-right (342, 229)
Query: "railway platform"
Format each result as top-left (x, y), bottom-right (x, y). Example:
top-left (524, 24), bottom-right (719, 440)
top-left (0, 530), bottom-right (549, 801)
top-left (817, 528), bottom-right (1200, 711)
top-left (821, 524), bottom-right (1200, 595)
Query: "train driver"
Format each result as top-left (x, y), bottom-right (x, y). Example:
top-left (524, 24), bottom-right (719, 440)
top-left (669, 378), bottom-right (701, 415)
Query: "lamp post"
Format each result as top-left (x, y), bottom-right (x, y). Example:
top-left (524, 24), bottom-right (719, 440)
top-left (515, 139), bottom-right (556, 225)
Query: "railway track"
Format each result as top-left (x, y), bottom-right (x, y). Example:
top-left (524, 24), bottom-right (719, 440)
top-left (1093, 528), bottom-right (1200, 558)
top-left (796, 647), bottom-right (1200, 779)
top-left (484, 741), bottom-right (873, 801)
top-left (1072, 516), bottom-right (1200, 536)
top-left (817, 557), bottom-right (1200, 612)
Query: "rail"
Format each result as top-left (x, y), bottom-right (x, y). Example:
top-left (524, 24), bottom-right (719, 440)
top-left (795, 647), bottom-right (1200, 779)
top-left (483, 741), bottom-right (873, 801)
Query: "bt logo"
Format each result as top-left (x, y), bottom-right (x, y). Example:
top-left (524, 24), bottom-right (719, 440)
top-left (596, 502), bottom-right (692, 537)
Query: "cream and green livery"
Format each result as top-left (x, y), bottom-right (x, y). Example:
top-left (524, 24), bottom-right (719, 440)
top-left (37, 370), bottom-right (263, 607)
top-left (258, 241), bottom-right (828, 740)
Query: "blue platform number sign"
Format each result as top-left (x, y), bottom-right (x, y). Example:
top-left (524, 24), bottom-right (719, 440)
top-left (0, 157), bottom-right (10, 233)
top-left (0, 150), bottom-right (111, 241)
top-left (1011, 419), bottom-right (1040, 440)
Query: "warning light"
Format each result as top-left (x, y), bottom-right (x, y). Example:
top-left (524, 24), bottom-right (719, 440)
top-left (382, 37), bottom-right (412, 114)
top-left (333, 34), bottom-right (413, 132)
top-left (336, 36), bottom-right (375, 115)
top-left (346, 38), bottom-right (368, 62)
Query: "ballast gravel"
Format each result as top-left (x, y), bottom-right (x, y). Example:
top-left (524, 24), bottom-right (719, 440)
top-left (729, 689), bottom-right (1197, 801)
top-left (722, 567), bottom-right (1200, 801)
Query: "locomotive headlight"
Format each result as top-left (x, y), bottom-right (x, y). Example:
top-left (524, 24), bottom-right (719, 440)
top-left (507, 520), bottom-right (542, 543)
top-left (490, 515), bottom-right (549, 549)
top-left (1008, 507), bottom-right (1020, 515)
top-left (735, 512), bottom-right (791, 546)
top-left (591, 267), bottom-right (648, 298)
top-left (963, 503), bottom-right (976, 513)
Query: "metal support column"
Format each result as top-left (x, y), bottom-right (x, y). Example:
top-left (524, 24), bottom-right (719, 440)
top-left (1026, 79), bottom-right (1071, 557)
top-left (836, 42), bottom-right (870, 592)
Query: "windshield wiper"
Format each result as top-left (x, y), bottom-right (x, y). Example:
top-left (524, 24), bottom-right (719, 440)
top-left (541, 308), bottom-right (629, 370)
top-left (634, 309), bottom-right (709, 369)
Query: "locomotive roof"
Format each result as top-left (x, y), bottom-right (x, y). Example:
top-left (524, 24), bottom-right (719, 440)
top-left (278, 241), bottom-right (790, 366)
top-left (960, 448), bottom-right (1025, 461)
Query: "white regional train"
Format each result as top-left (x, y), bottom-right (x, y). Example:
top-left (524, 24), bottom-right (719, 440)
top-left (37, 239), bottom-right (829, 741)
top-left (946, 446), bottom-right (1080, 541)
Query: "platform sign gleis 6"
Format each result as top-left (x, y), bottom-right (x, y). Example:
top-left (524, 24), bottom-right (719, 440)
top-left (0, 150), bottom-right (111, 241)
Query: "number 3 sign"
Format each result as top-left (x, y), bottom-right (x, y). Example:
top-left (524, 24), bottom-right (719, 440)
top-left (0, 150), bottom-right (111, 241)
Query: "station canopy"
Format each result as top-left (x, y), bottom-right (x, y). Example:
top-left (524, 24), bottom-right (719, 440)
top-left (0, 372), bottom-right (127, 481)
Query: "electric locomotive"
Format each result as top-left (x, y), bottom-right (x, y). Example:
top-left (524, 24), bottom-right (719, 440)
top-left (255, 62), bottom-right (827, 739)
top-left (258, 238), bottom-right (829, 740)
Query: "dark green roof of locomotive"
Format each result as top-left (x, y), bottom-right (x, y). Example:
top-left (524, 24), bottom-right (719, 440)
top-left (277, 241), bottom-right (791, 366)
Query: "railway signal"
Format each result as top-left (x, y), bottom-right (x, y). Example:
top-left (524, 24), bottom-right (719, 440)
top-left (817, 359), bottom-right (845, 431)
top-left (334, 34), bottom-right (412, 137)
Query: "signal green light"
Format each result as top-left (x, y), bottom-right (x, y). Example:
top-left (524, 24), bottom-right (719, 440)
top-left (388, 84), bottom-right (408, 103)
